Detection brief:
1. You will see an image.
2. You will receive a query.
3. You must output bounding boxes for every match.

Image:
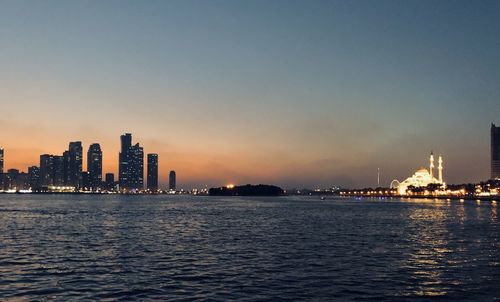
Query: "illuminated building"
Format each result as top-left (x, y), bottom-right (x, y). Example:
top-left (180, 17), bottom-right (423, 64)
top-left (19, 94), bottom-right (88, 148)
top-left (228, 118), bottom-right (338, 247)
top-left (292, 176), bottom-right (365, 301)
top-left (81, 171), bottom-right (90, 190)
top-left (128, 143), bottom-right (144, 190)
top-left (147, 153), bottom-right (158, 191)
top-left (119, 133), bottom-right (131, 189)
top-left (39, 154), bottom-right (66, 187)
top-left (391, 152), bottom-right (446, 195)
top-left (0, 148), bottom-right (4, 190)
top-left (87, 143), bottom-right (103, 190)
top-left (0, 148), bottom-right (4, 173)
top-left (40, 154), bottom-right (54, 186)
top-left (119, 133), bottom-right (144, 190)
top-left (169, 170), bottom-right (176, 191)
top-left (492, 123), bottom-right (500, 179)
top-left (5, 169), bottom-right (29, 191)
top-left (28, 166), bottom-right (40, 189)
top-left (63, 150), bottom-right (70, 184)
top-left (67, 142), bottom-right (83, 189)
top-left (53, 155), bottom-right (65, 186)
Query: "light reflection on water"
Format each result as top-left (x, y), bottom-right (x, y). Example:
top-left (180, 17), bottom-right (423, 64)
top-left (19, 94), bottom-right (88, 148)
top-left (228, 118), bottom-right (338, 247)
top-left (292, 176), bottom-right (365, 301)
top-left (0, 195), bottom-right (498, 301)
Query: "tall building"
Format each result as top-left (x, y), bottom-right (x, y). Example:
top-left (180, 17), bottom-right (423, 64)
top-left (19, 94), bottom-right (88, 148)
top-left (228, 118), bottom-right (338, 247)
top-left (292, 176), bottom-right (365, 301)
top-left (81, 171), bottom-right (90, 190)
top-left (129, 143), bottom-right (144, 190)
top-left (119, 133), bottom-right (132, 189)
top-left (39, 154), bottom-right (65, 187)
top-left (28, 166), bottom-right (40, 189)
top-left (147, 153), bottom-right (158, 191)
top-left (40, 154), bottom-right (54, 186)
top-left (53, 155), bottom-right (65, 186)
top-left (5, 169), bottom-right (29, 191)
top-left (63, 150), bottom-right (70, 185)
top-left (105, 173), bottom-right (115, 190)
top-left (87, 143), bottom-right (103, 190)
top-left (68, 142), bottom-right (83, 189)
top-left (0, 148), bottom-right (4, 173)
top-left (169, 170), bottom-right (176, 191)
top-left (492, 123), bottom-right (500, 179)
top-left (119, 134), bottom-right (144, 190)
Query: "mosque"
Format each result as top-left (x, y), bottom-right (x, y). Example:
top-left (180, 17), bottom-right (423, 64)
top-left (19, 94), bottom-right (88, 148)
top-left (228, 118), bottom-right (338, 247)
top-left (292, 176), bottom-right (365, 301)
top-left (390, 152), bottom-right (445, 195)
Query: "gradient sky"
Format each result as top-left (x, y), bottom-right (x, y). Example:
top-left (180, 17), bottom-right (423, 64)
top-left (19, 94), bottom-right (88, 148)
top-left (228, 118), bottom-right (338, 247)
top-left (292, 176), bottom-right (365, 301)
top-left (1, 0), bottom-right (500, 189)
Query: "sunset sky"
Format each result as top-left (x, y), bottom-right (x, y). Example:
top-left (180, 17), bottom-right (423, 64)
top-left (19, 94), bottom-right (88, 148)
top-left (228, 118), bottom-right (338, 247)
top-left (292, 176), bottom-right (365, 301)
top-left (1, 0), bottom-right (500, 188)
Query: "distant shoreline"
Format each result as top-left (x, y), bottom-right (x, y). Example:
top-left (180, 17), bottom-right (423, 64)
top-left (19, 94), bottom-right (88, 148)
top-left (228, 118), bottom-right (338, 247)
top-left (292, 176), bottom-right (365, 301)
top-left (1, 192), bottom-right (498, 202)
top-left (337, 194), bottom-right (498, 202)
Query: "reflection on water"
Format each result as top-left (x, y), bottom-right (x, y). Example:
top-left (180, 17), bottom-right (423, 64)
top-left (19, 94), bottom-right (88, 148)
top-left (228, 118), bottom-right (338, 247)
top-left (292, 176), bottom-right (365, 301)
top-left (0, 195), bottom-right (498, 301)
top-left (404, 206), bottom-right (452, 297)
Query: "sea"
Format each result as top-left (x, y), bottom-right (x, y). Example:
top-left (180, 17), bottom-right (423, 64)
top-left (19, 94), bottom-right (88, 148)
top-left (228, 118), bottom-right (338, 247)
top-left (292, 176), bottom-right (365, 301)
top-left (0, 194), bottom-right (498, 301)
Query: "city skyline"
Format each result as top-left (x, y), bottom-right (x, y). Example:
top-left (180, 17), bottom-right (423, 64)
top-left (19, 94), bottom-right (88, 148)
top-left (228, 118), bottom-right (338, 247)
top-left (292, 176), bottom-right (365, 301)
top-left (1, 1), bottom-right (500, 188)
top-left (0, 133), bottom-right (176, 192)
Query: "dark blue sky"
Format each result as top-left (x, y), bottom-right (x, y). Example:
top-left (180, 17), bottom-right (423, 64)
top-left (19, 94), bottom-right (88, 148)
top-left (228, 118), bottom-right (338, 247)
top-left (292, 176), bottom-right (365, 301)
top-left (1, 0), bottom-right (499, 188)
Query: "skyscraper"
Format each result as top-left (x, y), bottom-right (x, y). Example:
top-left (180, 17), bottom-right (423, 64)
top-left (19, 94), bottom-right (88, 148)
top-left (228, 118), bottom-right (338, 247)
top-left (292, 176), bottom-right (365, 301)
top-left (53, 155), bottom-right (65, 186)
top-left (28, 166), bottom-right (40, 189)
top-left (169, 170), bottom-right (176, 191)
top-left (87, 143), bottom-right (103, 190)
top-left (119, 134), bottom-right (144, 190)
top-left (68, 142), bottom-right (83, 189)
top-left (105, 173), bottom-right (115, 190)
top-left (492, 123), bottom-right (500, 179)
top-left (81, 171), bottom-right (90, 190)
top-left (63, 150), bottom-right (70, 185)
top-left (119, 133), bottom-right (132, 189)
top-left (40, 154), bottom-right (54, 186)
top-left (0, 148), bottom-right (4, 173)
top-left (129, 143), bottom-right (144, 190)
top-left (147, 153), bottom-right (158, 191)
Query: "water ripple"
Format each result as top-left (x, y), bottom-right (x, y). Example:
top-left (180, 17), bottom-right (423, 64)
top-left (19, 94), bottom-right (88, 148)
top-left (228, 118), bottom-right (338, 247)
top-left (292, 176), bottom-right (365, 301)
top-left (0, 195), bottom-right (499, 300)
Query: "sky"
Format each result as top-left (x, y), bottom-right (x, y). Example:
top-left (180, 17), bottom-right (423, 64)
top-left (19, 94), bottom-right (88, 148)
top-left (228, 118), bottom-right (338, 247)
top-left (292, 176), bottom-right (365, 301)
top-left (1, 0), bottom-right (500, 189)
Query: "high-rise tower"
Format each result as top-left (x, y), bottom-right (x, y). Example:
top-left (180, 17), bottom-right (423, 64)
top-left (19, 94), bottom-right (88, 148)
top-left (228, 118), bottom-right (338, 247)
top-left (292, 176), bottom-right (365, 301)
top-left (491, 123), bottom-right (500, 179)
top-left (147, 153), bottom-right (158, 191)
top-left (0, 148), bottom-right (4, 173)
top-left (67, 142), bottom-right (83, 189)
top-left (169, 170), bottom-right (176, 191)
top-left (40, 154), bottom-right (55, 186)
top-left (129, 143), bottom-right (144, 190)
top-left (119, 134), bottom-right (144, 190)
top-left (87, 143), bottom-right (103, 190)
top-left (119, 133), bottom-right (132, 189)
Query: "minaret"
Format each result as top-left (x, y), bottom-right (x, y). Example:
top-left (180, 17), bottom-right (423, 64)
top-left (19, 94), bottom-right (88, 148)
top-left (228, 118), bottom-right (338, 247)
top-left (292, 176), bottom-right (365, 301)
top-left (429, 151), bottom-right (435, 182)
top-left (438, 155), bottom-right (443, 183)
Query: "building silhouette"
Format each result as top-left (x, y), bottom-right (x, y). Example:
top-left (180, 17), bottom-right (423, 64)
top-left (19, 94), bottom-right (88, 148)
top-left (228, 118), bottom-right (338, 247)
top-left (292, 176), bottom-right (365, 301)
top-left (28, 166), bottom-right (40, 189)
top-left (63, 150), bottom-right (70, 185)
top-left (119, 133), bottom-right (144, 190)
top-left (53, 155), bottom-right (65, 186)
top-left (105, 173), bottom-right (115, 190)
top-left (0, 148), bottom-right (4, 173)
top-left (119, 133), bottom-right (132, 188)
top-left (87, 143), bottom-right (103, 190)
top-left (129, 143), bottom-right (144, 190)
top-left (169, 170), bottom-right (176, 191)
top-left (81, 171), bottom-right (90, 190)
top-left (40, 154), bottom-right (54, 186)
top-left (67, 142), bottom-right (83, 188)
top-left (147, 153), bottom-right (158, 191)
top-left (2, 169), bottom-right (28, 191)
top-left (492, 123), bottom-right (500, 179)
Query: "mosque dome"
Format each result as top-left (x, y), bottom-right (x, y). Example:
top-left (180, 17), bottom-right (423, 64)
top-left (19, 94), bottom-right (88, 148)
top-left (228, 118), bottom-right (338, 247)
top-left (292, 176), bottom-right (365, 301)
top-left (416, 167), bottom-right (429, 174)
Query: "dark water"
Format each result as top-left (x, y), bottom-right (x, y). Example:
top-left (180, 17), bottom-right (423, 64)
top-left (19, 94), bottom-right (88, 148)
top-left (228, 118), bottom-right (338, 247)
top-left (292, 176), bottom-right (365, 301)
top-left (0, 195), bottom-right (499, 301)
